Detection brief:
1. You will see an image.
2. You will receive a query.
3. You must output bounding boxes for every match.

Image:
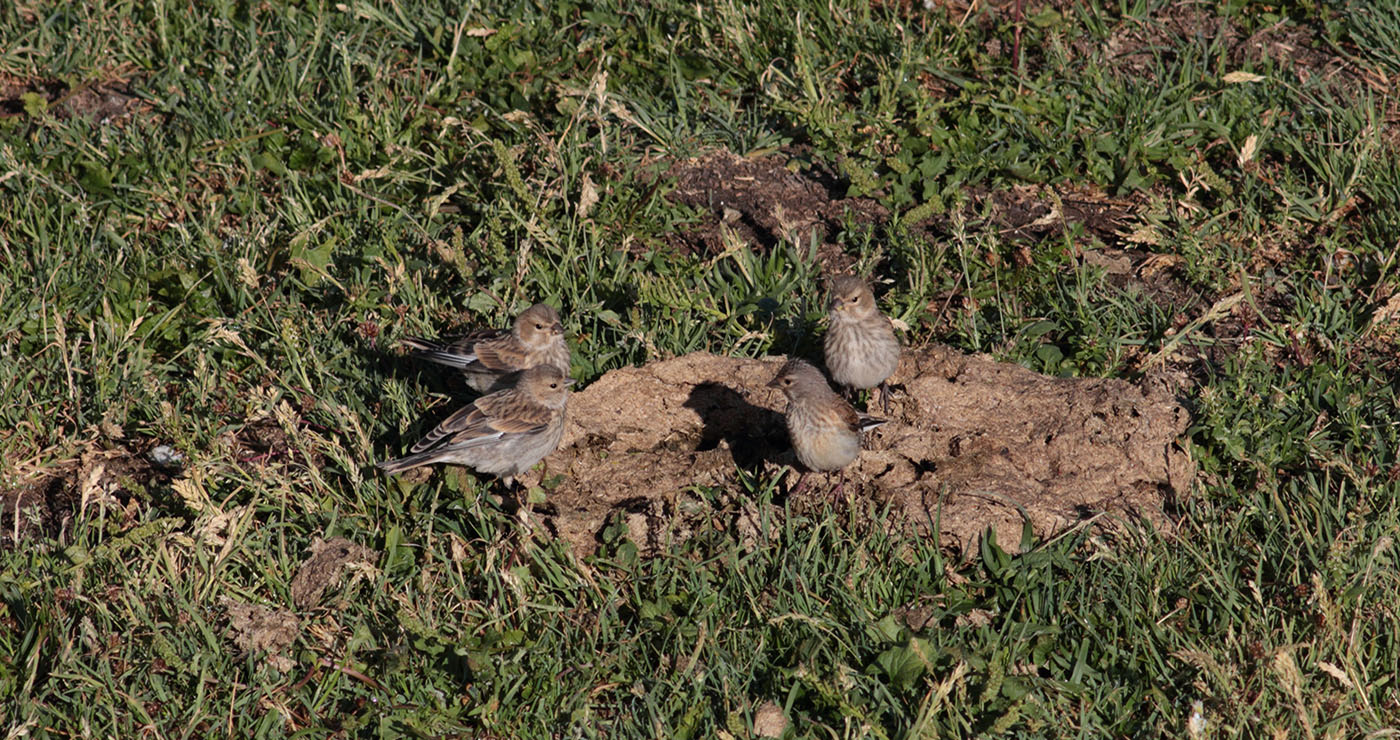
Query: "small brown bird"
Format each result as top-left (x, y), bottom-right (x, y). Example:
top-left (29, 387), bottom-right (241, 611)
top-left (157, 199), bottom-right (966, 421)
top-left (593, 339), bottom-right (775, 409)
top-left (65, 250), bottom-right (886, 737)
top-left (401, 303), bottom-right (569, 393)
top-left (768, 358), bottom-right (885, 477)
top-left (823, 276), bottom-right (900, 408)
top-left (377, 365), bottom-right (573, 486)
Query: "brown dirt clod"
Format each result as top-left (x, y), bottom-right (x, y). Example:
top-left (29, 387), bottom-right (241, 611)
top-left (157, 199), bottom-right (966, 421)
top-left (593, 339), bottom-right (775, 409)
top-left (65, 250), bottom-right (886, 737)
top-left (222, 597), bottom-right (300, 672)
top-left (290, 536), bottom-right (378, 609)
top-left (528, 346), bottom-right (1194, 557)
top-left (663, 149), bottom-right (887, 270)
top-left (753, 701), bottom-right (790, 738)
top-left (0, 76), bottom-right (143, 123)
top-left (1, 446), bottom-right (165, 547)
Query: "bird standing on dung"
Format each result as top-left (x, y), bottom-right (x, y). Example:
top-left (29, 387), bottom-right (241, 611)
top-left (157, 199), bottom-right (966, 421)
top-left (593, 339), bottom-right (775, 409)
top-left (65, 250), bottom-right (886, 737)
top-left (824, 275), bottom-right (900, 412)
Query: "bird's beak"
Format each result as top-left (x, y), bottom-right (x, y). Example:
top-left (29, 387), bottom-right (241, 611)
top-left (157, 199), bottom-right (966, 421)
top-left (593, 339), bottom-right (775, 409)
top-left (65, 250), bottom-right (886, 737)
top-left (563, 377), bottom-right (577, 387)
top-left (765, 376), bottom-right (781, 388)
top-left (551, 322), bottom-right (564, 334)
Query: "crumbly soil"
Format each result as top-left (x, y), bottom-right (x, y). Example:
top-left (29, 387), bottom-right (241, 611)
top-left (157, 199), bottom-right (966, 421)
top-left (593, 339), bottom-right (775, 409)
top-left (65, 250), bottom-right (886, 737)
top-left (661, 151), bottom-right (1148, 259)
top-left (0, 446), bottom-right (168, 547)
top-left (0, 418), bottom-right (323, 548)
top-left (661, 148), bottom-right (1197, 288)
top-left (290, 536), bottom-right (378, 609)
top-left (0, 74), bottom-right (144, 123)
top-left (663, 149), bottom-right (888, 271)
top-left (523, 346), bottom-right (1194, 557)
top-left (221, 597), bottom-right (300, 672)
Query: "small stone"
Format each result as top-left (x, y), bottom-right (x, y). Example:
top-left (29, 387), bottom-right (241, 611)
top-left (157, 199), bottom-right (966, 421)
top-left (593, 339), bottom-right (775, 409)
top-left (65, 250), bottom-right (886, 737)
top-left (149, 445), bottom-right (185, 469)
top-left (753, 701), bottom-right (789, 738)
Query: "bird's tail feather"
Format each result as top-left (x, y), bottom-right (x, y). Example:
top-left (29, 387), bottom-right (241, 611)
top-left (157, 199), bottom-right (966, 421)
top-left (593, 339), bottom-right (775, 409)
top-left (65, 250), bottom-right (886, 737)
top-left (857, 415), bottom-right (887, 432)
top-left (377, 448), bottom-right (450, 474)
top-left (400, 337), bottom-right (477, 369)
top-left (409, 430), bottom-right (504, 455)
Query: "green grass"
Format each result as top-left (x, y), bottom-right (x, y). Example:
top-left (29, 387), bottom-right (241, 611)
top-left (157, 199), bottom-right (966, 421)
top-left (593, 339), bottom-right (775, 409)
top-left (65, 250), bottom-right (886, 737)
top-left (3, 0), bottom-right (1400, 736)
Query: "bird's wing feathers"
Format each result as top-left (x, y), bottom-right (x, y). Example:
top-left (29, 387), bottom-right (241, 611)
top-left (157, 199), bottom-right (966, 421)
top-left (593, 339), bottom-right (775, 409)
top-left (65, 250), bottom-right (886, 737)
top-left (408, 403), bottom-right (489, 453)
top-left (839, 402), bottom-right (862, 433)
top-left (473, 391), bottom-right (553, 434)
top-left (402, 329), bottom-right (510, 368)
top-left (399, 336), bottom-right (441, 352)
top-left (443, 328), bottom-right (508, 353)
top-left (472, 337), bottom-right (530, 372)
top-left (407, 389), bottom-right (550, 454)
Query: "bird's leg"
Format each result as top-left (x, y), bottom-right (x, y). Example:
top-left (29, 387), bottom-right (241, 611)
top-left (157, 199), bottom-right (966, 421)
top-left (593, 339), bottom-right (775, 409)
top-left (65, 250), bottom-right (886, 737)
top-left (829, 471), bottom-right (845, 502)
top-left (789, 469), bottom-right (809, 496)
top-left (506, 476), bottom-right (545, 537)
top-left (494, 476), bottom-right (536, 566)
top-left (499, 475), bottom-right (522, 506)
top-left (877, 381), bottom-right (892, 415)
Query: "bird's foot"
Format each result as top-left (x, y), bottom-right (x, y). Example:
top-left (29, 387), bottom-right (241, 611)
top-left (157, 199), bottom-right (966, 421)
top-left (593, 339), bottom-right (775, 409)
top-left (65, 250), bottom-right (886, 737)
top-left (788, 470), bottom-right (809, 496)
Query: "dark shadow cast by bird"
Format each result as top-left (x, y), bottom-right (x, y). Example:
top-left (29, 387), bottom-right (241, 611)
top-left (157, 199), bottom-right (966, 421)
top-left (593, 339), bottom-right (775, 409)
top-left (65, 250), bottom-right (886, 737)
top-left (681, 382), bottom-right (786, 470)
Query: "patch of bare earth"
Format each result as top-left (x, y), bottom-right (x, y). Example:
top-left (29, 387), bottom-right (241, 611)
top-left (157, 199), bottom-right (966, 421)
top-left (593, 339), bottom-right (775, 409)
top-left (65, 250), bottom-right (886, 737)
top-left (932, 183), bottom-right (1206, 335)
top-left (663, 149), bottom-right (887, 271)
top-left (221, 597), bottom-right (300, 672)
top-left (960, 183), bottom-right (1142, 248)
top-left (0, 446), bottom-right (168, 547)
top-left (0, 418), bottom-right (323, 548)
top-left (290, 536), bottom-right (377, 609)
top-left (883, 0), bottom-right (1373, 91)
top-left (936, 182), bottom-right (1168, 276)
top-left (0, 72), bottom-right (145, 123)
top-left (665, 149), bottom-right (1150, 256)
top-left (521, 347), bottom-right (1194, 557)
top-left (1073, 2), bottom-right (1377, 92)
top-left (209, 537), bottom-right (380, 675)
top-left (662, 151), bottom-right (1176, 285)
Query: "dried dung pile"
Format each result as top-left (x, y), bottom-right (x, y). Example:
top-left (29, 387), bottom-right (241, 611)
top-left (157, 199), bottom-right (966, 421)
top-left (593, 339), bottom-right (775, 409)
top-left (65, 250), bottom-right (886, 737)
top-left (528, 346), bottom-right (1194, 556)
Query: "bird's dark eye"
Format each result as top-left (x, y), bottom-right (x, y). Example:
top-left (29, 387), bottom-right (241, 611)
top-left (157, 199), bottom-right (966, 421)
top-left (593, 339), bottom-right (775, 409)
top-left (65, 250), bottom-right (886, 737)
top-left (549, 382), bottom-right (558, 388)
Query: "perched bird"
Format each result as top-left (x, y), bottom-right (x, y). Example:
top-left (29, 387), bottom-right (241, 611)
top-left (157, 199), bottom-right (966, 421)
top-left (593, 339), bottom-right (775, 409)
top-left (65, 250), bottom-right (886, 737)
top-left (400, 303), bottom-right (569, 393)
top-left (768, 358), bottom-right (885, 476)
top-left (823, 275), bottom-right (900, 409)
top-left (377, 365), bottom-right (574, 486)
